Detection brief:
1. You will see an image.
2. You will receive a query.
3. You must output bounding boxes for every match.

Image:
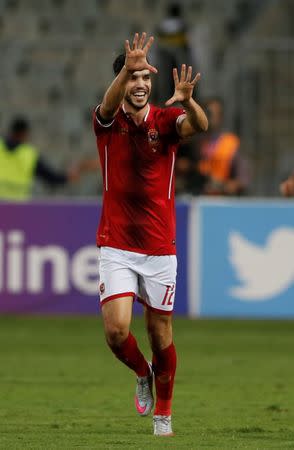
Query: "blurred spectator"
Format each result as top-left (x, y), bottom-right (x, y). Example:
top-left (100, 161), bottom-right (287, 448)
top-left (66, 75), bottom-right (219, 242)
top-left (0, 117), bottom-right (80, 201)
top-left (154, 2), bottom-right (194, 105)
top-left (176, 97), bottom-right (249, 195)
top-left (280, 173), bottom-right (294, 197)
top-left (76, 157), bottom-right (100, 174)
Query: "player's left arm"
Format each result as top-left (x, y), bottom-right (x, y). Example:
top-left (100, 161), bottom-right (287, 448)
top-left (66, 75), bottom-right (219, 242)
top-left (166, 65), bottom-right (208, 138)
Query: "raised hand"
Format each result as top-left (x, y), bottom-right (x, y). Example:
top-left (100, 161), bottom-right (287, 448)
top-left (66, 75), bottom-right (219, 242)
top-left (165, 65), bottom-right (200, 106)
top-left (124, 32), bottom-right (157, 74)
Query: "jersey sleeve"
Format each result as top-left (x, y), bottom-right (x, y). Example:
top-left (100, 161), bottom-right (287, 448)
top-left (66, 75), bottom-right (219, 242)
top-left (93, 105), bottom-right (115, 136)
top-left (157, 107), bottom-right (186, 140)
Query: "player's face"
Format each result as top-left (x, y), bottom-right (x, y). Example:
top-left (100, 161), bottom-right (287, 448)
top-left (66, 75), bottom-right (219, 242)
top-left (124, 69), bottom-right (151, 110)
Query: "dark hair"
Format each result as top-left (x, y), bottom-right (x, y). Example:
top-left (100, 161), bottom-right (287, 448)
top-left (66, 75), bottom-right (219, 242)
top-left (9, 117), bottom-right (30, 135)
top-left (113, 53), bottom-right (126, 76)
top-left (168, 3), bottom-right (182, 18)
top-left (112, 52), bottom-right (151, 76)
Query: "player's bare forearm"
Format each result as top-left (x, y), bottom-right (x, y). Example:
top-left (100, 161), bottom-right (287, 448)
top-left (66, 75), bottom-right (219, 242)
top-left (100, 67), bottom-right (130, 120)
top-left (180, 97), bottom-right (208, 137)
top-left (166, 65), bottom-right (208, 138)
top-left (99, 33), bottom-right (157, 121)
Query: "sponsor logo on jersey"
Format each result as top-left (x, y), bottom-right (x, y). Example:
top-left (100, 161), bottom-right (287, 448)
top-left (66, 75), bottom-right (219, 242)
top-left (119, 127), bottom-right (128, 135)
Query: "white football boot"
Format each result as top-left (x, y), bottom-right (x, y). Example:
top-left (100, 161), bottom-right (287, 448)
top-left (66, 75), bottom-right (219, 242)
top-left (153, 415), bottom-right (174, 436)
top-left (134, 362), bottom-right (154, 416)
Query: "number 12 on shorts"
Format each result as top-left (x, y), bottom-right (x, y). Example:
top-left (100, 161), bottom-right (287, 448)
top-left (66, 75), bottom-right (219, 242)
top-left (161, 284), bottom-right (175, 306)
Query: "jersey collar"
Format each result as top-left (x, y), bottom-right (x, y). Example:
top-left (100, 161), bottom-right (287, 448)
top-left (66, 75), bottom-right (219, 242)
top-left (144, 104), bottom-right (151, 122)
top-left (122, 103), bottom-right (151, 123)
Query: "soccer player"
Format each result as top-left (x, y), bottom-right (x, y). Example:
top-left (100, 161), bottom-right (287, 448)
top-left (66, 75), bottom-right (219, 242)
top-left (93, 32), bottom-right (208, 436)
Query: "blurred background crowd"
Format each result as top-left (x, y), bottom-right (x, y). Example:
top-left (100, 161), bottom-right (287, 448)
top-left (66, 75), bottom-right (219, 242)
top-left (0, 0), bottom-right (294, 200)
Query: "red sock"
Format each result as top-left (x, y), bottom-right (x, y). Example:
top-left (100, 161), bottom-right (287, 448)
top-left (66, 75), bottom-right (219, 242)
top-left (110, 332), bottom-right (149, 377)
top-left (152, 342), bottom-right (177, 416)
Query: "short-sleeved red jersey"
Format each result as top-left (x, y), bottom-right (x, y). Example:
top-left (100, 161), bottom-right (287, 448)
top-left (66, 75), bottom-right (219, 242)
top-left (93, 104), bottom-right (185, 255)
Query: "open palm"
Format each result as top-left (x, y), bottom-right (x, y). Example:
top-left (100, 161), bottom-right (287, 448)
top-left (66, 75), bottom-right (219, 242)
top-left (166, 65), bottom-right (200, 106)
top-left (124, 32), bottom-right (157, 74)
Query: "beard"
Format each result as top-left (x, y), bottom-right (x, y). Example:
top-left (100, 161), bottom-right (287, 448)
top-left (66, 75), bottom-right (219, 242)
top-left (125, 93), bottom-right (149, 111)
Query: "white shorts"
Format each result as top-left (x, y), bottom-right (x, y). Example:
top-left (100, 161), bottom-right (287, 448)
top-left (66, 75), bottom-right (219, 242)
top-left (98, 246), bottom-right (177, 315)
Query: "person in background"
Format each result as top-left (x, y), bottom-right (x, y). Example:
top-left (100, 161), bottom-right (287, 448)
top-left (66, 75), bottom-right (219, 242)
top-left (154, 2), bottom-right (194, 105)
top-left (280, 173), bottom-right (294, 196)
top-left (176, 97), bottom-right (249, 195)
top-left (0, 117), bottom-right (80, 200)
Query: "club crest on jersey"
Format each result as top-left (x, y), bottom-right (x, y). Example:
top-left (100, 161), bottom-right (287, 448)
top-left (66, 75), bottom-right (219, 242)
top-left (148, 128), bottom-right (159, 148)
top-left (99, 282), bottom-right (105, 294)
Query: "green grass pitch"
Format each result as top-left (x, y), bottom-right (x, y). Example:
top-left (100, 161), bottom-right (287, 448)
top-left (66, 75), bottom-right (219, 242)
top-left (0, 316), bottom-right (294, 449)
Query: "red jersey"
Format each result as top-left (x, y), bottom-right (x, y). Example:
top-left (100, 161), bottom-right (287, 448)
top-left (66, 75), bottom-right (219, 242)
top-left (93, 104), bottom-right (185, 255)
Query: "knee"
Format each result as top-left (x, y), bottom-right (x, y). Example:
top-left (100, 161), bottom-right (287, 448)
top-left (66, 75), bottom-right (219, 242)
top-left (147, 320), bottom-right (172, 351)
top-left (147, 322), bottom-right (165, 341)
top-left (105, 324), bottom-right (129, 349)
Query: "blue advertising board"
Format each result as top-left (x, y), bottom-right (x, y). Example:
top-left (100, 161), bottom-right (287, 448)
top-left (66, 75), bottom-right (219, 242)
top-left (191, 199), bottom-right (294, 318)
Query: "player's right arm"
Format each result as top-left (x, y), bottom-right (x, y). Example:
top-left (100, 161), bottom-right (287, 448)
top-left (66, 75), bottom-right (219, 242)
top-left (98, 32), bottom-right (157, 122)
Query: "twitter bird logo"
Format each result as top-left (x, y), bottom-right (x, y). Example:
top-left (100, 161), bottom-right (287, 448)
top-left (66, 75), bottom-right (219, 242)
top-left (229, 227), bottom-right (294, 301)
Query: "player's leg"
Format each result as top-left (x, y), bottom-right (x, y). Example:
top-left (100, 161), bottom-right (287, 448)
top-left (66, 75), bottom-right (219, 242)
top-left (145, 310), bottom-right (176, 436)
top-left (138, 254), bottom-right (177, 435)
top-left (102, 297), bottom-right (149, 376)
top-left (99, 246), bottom-right (153, 415)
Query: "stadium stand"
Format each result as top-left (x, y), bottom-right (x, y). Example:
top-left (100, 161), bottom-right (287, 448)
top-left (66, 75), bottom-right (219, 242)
top-left (0, 0), bottom-right (292, 196)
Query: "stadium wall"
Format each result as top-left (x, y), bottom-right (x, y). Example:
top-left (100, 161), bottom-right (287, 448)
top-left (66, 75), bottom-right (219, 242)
top-left (1, 199), bottom-right (294, 317)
